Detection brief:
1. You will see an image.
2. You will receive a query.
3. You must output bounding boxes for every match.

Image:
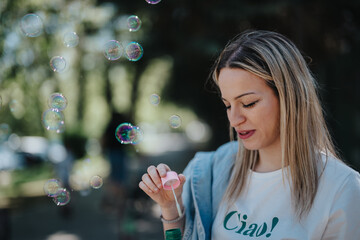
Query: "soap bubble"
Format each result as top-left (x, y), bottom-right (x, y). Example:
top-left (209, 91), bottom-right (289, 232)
top-left (41, 108), bottom-right (65, 131)
top-left (0, 96), bottom-right (2, 110)
top-left (52, 188), bottom-right (71, 206)
top-left (115, 123), bottom-right (136, 144)
top-left (50, 56), bottom-right (66, 73)
top-left (44, 179), bottom-right (62, 197)
top-left (169, 115), bottom-right (182, 128)
top-left (103, 40), bottom-right (124, 61)
top-left (90, 175), bottom-right (103, 189)
top-left (48, 93), bottom-right (67, 111)
top-left (145, 0), bottom-right (161, 4)
top-left (125, 42), bottom-right (143, 61)
top-left (127, 15), bottom-right (142, 32)
top-left (63, 31), bottom-right (79, 47)
top-left (0, 124), bottom-right (11, 142)
top-left (20, 13), bottom-right (43, 37)
top-left (149, 94), bottom-right (160, 106)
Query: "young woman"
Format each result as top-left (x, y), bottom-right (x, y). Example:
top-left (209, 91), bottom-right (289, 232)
top-left (138, 30), bottom-right (360, 239)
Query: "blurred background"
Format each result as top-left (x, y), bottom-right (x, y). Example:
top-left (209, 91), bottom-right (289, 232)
top-left (0, 0), bottom-right (359, 239)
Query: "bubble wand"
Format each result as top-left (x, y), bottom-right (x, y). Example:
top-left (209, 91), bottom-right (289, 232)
top-left (161, 171), bottom-right (183, 217)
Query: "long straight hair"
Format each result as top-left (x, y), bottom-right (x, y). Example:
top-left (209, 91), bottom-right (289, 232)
top-left (212, 30), bottom-right (339, 218)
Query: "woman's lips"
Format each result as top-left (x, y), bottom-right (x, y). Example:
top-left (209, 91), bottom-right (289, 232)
top-left (237, 130), bottom-right (255, 140)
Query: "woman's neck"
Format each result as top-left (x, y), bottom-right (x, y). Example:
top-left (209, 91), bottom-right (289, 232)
top-left (254, 142), bottom-right (282, 173)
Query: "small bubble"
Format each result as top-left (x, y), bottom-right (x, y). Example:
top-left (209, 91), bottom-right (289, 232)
top-left (125, 42), bottom-right (143, 62)
top-left (149, 94), bottom-right (160, 106)
top-left (50, 56), bottom-right (66, 73)
top-left (169, 115), bottom-right (182, 128)
top-left (20, 13), bottom-right (43, 37)
top-left (145, 0), bottom-right (161, 4)
top-left (9, 100), bottom-right (19, 112)
top-left (127, 15), bottom-right (142, 32)
top-left (48, 93), bottom-right (67, 111)
top-left (63, 31), bottom-right (79, 47)
top-left (103, 40), bottom-right (124, 61)
top-left (90, 175), bottom-right (103, 189)
top-left (52, 188), bottom-right (71, 206)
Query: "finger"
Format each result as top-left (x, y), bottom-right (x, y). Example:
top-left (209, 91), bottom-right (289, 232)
top-left (147, 166), bottom-right (162, 189)
top-left (139, 181), bottom-right (154, 195)
top-left (141, 173), bottom-right (160, 193)
top-left (156, 163), bottom-right (171, 177)
top-left (178, 174), bottom-right (186, 185)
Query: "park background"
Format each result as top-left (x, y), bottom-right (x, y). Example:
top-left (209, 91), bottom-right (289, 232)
top-left (0, 0), bottom-right (359, 239)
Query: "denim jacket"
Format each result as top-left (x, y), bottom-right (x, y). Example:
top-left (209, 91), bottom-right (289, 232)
top-left (182, 141), bottom-right (238, 240)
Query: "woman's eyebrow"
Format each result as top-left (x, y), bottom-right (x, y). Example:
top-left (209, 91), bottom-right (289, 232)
top-left (221, 92), bottom-right (255, 102)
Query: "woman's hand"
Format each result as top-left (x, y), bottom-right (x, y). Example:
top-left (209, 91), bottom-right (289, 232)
top-left (138, 163), bottom-right (186, 210)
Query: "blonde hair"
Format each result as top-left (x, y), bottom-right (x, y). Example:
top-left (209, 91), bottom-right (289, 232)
top-left (212, 30), bottom-right (338, 218)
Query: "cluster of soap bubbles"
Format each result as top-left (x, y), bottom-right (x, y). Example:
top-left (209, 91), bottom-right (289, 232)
top-left (103, 15), bottom-right (144, 62)
top-left (43, 179), bottom-right (71, 206)
top-left (42, 93), bottom-right (67, 133)
top-left (103, 40), bottom-right (144, 62)
top-left (20, 13), bottom-right (80, 73)
top-left (115, 123), bottom-right (144, 144)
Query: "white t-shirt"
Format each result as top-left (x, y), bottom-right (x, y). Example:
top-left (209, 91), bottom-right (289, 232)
top-left (211, 154), bottom-right (360, 240)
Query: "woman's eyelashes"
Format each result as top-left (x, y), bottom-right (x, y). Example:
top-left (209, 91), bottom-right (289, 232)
top-left (224, 100), bottom-right (259, 110)
top-left (243, 100), bottom-right (259, 108)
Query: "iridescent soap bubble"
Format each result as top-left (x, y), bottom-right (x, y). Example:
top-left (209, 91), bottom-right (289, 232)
top-left (125, 42), bottom-right (143, 61)
top-left (20, 13), bottom-right (43, 37)
top-left (115, 123), bottom-right (136, 144)
top-left (53, 188), bottom-right (71, 206)
top-left (127, 15), bottom-right (142, 32)
top-left (149, 93), bottom-right (160, 106)
top-left (131, 126), bottom-right (144, 145)
top-left (50, 56), bottom-right (66, 73)
top-left (169, 115), bottom-right (182, 128)
top-left (63, 31), bottom-right (79, 47)
top-left (44, 179), bottom-right (62, 197)
top-left (48, 93), bottom-right (67, 111)
top-left (103, 40), bottom-right (124, 60)
top-left (41, 108), bottom-right (65, 131)
top-left (145, 0), bottom-right (161, 4)
top-left (90, 175), bottom-right (103, 189)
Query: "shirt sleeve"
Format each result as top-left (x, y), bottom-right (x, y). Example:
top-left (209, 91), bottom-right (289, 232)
top-left (321, 171), bottom-right (360, 240)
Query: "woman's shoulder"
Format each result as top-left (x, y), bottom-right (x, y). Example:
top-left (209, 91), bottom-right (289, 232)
top-left (192, 141), bottom-right (238, 163)
top-left (320, 153), bottom-right (360, 189)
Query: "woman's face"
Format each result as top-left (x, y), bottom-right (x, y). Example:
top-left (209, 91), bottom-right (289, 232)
top-left (218, 68), bottom-right (280, 152)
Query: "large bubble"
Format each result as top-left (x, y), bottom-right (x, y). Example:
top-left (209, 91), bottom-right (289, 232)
top-left (125, 42), bottom-right (143, 62)
top-left (44, 179), bottom-right (62, 197)
top-left (63, 31), bottom-right (79, 47)
top-left (20, 13), bottom-right (43, 37)
top-left (103, 40), bottom-right (124, 61)
top-left (50, 56), bottom-right (66, 73)
top-left (48, 93), bottom-right (67, 111)
top-left (52, 188), bottom-right (71, 206)
top-left (115, 123), bottom-right (143, 144)
top-left (127, 15), bottom-right (142, 32)
top-left (41, 108), bottom-right (65, 132)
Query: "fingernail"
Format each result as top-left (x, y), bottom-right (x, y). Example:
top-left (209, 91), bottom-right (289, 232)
top-left (154, 188), bottom-right (159, 192)
top-left (157, 184), bottom-right (162, 188)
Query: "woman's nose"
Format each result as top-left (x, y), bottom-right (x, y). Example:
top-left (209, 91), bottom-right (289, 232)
top-left (228, 108), bottom-right (246, 127)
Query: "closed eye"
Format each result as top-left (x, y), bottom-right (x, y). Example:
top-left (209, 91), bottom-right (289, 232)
top-left (243, 100), bottom-right (259, 108)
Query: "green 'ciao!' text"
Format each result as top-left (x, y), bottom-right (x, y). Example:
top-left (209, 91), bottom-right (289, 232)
top-left (223, 211), bottom-right (279, 238)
